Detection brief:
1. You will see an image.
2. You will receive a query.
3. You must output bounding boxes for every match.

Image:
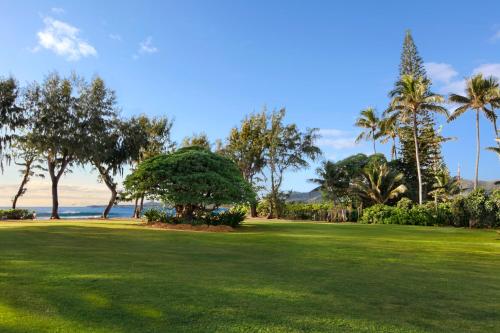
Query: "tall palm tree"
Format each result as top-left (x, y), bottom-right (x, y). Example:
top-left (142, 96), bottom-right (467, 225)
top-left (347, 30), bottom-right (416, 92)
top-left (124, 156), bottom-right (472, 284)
top-left (377, 113), bottom-right (399, 160)
top-left (355, 107), bottom-right (380, 154)
top-left (352, 161), bottom-right (407, 204)
top-left (448, 74), bottom-right (500, 189)
top-left (388, 75), bottom-right (448, 204)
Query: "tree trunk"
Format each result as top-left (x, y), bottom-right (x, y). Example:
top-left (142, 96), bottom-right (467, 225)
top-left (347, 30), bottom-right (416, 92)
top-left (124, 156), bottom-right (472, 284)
top-left (133, 195), bottom-right (145, 218)
top-left (474, 110), bottom-right (480, 190)
top-left (12, 165), bottom-right (31, 209)
top-left (132, 197), bottom-right (139, 218)
top-left (412, 111), bottom-right (423, 205)
top-left (392, 137), bottom-right (397, 160)
top-left (373, 137), bottom-right (377, 154)
top-left (250, 202), bottom-right (258, 217)
top-left (100, 172), bottom-right (117, 219)
top-left (47, 156), bottom-right (70, 220)
top-left (50, 178), bottom-right (60, 219)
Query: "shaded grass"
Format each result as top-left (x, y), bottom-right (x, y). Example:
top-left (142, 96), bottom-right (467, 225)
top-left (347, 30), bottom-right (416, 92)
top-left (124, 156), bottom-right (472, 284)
top-left (0, 219), bottom-right (498, 332)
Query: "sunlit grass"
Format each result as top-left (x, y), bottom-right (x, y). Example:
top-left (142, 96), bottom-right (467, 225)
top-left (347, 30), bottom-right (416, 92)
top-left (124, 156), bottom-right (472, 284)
top-left (0, 219), bottom-right (498, 332)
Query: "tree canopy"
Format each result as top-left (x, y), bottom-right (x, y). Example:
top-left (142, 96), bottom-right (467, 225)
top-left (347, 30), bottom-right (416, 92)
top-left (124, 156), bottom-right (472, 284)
top-left (124, 146), bottom-right (255, 219)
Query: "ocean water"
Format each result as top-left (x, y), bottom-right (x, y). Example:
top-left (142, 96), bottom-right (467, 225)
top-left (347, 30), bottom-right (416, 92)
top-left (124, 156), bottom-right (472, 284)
top-left (2, 206), bottom-right (136, 219)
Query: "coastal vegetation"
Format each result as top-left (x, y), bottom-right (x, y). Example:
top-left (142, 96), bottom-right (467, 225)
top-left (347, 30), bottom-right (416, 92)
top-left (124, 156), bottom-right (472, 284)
top-left (0, 30), bottom-right (499, 228)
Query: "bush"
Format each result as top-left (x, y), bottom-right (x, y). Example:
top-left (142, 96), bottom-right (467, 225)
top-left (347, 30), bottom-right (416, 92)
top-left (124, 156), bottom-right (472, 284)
top-left (358, 190), bottom-right (500, 228)
top-left (358, 204), bottom-right (395, 224)
top-left (210, 210), bottom-right (246, 227)
top-left (143, 208), bottom-right (177, 224)
top-left (464, 189), bottom-right (498, 228)
top-left (0, 209), bottom-right (35, 220)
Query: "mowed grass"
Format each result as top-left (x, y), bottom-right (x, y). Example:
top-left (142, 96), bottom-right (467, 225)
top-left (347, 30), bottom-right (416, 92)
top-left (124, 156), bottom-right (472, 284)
top-left (0, 219), bottom-right (498, 333)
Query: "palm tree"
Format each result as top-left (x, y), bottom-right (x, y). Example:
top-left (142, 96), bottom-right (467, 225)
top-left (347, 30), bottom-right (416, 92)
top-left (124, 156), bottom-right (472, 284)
top-left (428, 170), bottom-right (461, 205)
top-left (352, 161), bottom-right (407, 204)
top-left (388, 75), bottom-right (448, 204)
top-left (448, 74), bottom-right (500, 189)
top-left (377, 113), bottom-right (399, 160)
top-left (355, 107), bottom-right (380, 154)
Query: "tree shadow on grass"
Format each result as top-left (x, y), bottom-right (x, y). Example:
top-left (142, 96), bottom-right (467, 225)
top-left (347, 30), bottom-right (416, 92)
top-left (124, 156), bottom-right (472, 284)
top-left (0, 224), bottom-right (498, 332)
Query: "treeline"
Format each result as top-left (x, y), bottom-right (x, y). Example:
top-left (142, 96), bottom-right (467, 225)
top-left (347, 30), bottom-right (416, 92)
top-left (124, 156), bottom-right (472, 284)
top-left (0, 74), bottom-right (322, 219)
top-left (0, 73), bottom-right (174, 219)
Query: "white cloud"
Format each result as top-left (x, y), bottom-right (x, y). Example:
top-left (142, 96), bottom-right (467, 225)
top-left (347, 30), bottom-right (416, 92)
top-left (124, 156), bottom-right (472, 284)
top-left (317, 128), bottom-right (350, 137)
top-left (317, 128), bottom-right (358, 149)
top-left (139, 36), bottom-right (158, 54)
top-left (425, 62), bottom-right (458, 84)
top-left (36, 16), bottom-right (97, 61)
top-left (472, 63), bottom-right (500, 79)
top-left (441, 79), bottom-right (466, 95)
top-left (51, 7), bottom-right (65, 15)
top-left (109, 33), bottom-right (122, 41)
top-left (317, 137), bottom-right (358, 149)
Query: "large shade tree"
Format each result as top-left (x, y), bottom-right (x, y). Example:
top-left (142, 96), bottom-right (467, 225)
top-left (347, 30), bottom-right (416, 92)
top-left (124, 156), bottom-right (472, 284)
top-left (388, 75), bottom-right (448, 204)
top-left (448, 74), bottom-right (500, 189)
top-left (222, 111), bottom-right (267, 217)
top-left (24, 73), bottom-right (83, 219)
top-left (264, 109), bottom-right (321, 218)
top-left (124, 146), bottom-right (255, 219)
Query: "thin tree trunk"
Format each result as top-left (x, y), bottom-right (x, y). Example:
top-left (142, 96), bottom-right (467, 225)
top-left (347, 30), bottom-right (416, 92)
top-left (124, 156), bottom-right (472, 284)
top-left (132, 197), bottom-right (139, 218)
top-left (12, 164), bottom-right (32, 209)
top-left (392, 137), bottom-right (397, 160)
top-left (412, 112), bottom-right (423, 205)
top-left (47, 155), bottom-right (70, 220)
top-left (138, 195), bottom-right (145, 217)
top-left (102, 188), bottom-right (117, 219)
top-left (98, 168), bottom-right (117, 219)
top-left (373, 137), bottom-right (377, 154)
top-left (474, 110), bottom-right (480, 190)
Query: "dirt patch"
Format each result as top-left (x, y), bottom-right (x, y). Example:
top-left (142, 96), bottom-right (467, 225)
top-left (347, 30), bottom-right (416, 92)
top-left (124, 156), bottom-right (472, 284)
top-left (145, 223), bottom-right (234, 232)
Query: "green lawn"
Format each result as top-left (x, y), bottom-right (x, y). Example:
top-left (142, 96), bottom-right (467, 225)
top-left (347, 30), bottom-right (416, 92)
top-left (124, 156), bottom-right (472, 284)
top-left (0, 220), bottom-right (498, 333)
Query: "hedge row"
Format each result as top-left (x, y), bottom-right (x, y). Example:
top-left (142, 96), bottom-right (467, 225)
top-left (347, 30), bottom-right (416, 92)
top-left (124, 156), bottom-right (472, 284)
top-left (0, 209), bottom-right (35, 220)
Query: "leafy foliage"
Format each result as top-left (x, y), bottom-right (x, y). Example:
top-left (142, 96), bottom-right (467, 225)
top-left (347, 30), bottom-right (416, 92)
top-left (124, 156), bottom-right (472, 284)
top-left (355, 107), bottom-right (380, 154)
top-left (124, 146), bottom-right (255, 219)
top-left (0, 77), bottom-right (25, 166)
top-left (352, 161), bottom-right (407, 205)
top-left (0, 209), bottom-right (35, 220)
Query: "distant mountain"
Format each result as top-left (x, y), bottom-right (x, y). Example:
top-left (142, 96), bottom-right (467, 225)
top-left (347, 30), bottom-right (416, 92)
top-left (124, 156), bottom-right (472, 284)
top-left (287, 179), bottom-right (500, 203)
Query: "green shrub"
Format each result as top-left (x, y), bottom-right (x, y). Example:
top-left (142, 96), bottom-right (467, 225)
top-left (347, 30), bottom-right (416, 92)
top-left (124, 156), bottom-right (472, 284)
top-left (396, 197), bottom-right (414, 210)
top-left (358, 204), bottom-right (395, 224)
top-left (464, 189), bottom-right (496, 228)
top-left (0, 209), bottom-right (35, 220)
top-left (143, 208), bottom-right (176, 224)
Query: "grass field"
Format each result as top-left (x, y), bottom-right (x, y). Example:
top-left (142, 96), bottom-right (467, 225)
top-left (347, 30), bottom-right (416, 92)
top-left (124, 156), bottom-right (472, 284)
top-left (0, 219), bottom-right (498, 333)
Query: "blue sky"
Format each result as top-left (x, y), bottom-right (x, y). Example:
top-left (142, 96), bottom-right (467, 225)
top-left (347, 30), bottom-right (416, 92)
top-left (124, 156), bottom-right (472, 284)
top-left (1, 0), bottom-right (500, 206)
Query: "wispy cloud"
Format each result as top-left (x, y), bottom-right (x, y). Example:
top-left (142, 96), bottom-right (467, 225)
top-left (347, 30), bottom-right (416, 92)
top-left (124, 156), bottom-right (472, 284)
top-left (35, 16), bottom-right (97, 61)
top-left (132, 36), bottom-right (158, 60)
top-left (139, 36), bottom-right (158, 54)
top-left (108, 33), bottom-right (122, 41)
top-left (51, 7), bottom-right (65, 15)
top-left (317, 128), bottom-right (358, 149)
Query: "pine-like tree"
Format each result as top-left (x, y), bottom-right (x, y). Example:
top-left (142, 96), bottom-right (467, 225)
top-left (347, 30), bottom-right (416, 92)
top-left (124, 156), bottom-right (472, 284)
top-left (396, 30), bottom-right (447, 202)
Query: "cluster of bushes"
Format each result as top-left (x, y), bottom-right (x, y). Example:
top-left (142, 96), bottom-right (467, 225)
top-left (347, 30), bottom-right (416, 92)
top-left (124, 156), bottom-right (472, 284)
top-left (256, 201), bottom-right (359, 222)
top-left (143, 207), bottom-right (246, 228)
top-left (359, 189), bottom-right (500, 228)
top-left (0, 209), bottom-right (35, 220)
